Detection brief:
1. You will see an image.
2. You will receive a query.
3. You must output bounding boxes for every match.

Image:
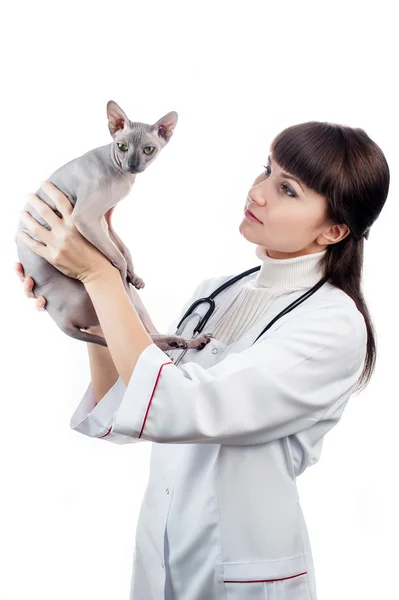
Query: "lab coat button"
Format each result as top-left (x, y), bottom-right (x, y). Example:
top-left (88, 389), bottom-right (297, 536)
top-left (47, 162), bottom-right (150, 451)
top-left (166, 488), bottom-right (170, 495)
top-left (161, 562), bottom-right (165, 569)
top-left (212, 348), bottom-right (218, 354)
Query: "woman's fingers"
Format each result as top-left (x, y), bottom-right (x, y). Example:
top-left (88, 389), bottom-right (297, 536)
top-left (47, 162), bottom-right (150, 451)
top-left (25, 278), bottom-right (47, 309)
top-left (23, 276), bottom-right (36, 298)
top-left (16, 263), bottom-right (34, 298)
top-left (15, 263), bottom-right (47, 309)
top-left (36, 296), bottom-right (47, 310)
top-left (15, 262), bottom-right (25, 282)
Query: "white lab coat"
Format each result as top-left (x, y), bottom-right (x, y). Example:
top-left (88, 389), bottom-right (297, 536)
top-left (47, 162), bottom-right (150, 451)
top-left (70, 271), bottom-right (367, 600)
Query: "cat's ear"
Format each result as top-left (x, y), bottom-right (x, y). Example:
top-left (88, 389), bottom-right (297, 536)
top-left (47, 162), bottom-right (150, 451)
top-left (106, 101), bottom-right (130, 136)
top-left (150, 111), bottom-right (178, 143)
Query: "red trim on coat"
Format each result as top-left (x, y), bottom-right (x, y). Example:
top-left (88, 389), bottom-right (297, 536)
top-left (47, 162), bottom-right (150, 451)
top-left (224, 571), bottom-right (307, 583)
top-left (99, 427), bottom-right (112, 438)
top-left (97, 361), bottom-right (173, 439)
top-left (139, 361), bottom-right (173, 438)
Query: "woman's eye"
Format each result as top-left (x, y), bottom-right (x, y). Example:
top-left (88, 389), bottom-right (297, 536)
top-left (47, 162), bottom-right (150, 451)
top-left (262, 165), bottom-right (297, 198)
top-left (117, 143), bottom-right (128, 152)
top-left (281, 184), bottom-right (297, 198)
top-left (143, 146), bottom-right (155, 155)
top-left (263, 165), bottom-right (271, 177)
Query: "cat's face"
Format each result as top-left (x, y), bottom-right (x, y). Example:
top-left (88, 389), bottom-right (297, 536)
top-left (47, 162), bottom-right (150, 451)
top-left (106, 101), bottom-right (178, 175)
top-left (113, 129), bottom-right (161, 174)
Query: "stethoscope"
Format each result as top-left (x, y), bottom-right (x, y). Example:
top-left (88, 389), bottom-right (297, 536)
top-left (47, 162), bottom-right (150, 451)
top-left (170, 266), bottom-right (330, 366)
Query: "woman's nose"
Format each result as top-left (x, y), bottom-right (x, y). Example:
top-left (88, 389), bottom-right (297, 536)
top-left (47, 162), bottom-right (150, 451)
top-left (248, 192), bottom-right (266, 207)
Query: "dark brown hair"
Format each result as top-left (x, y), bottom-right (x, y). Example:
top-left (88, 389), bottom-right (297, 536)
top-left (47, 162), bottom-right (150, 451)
top-left (270, 122), bottom-right (390, 393)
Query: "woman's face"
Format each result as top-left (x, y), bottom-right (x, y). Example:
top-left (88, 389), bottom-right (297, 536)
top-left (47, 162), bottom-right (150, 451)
top-left (239, 154), bottom-right (348, 258)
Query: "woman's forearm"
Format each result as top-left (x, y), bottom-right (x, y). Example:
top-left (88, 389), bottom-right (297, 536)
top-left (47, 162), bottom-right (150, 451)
top-left (83, 266), bottom-right (154, 387)
top-left (87, 340), bottom-right (119, 404)
top-left (85, 275), bottom-right (158, 403)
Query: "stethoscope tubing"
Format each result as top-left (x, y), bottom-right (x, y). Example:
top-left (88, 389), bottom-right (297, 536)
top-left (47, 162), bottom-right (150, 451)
top-left (172, 267), bottom-right (329, 366)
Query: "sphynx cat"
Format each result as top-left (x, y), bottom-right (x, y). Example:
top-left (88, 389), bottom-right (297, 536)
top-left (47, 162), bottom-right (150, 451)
top-left (16, 101), bottom-right (212, 352)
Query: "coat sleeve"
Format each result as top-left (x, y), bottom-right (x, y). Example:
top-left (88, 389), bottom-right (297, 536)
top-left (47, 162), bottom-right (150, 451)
top-left (70, 297), bottom-right (367, 446)
top-left (69, 279), bottom-right (212, 444)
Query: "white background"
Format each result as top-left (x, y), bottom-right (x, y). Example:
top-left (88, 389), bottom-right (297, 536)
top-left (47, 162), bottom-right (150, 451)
top-left (1, 1), bottom-right (398, 598)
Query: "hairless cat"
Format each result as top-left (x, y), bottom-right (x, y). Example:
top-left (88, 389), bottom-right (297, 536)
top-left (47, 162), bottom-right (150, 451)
top-left (15, 101), bottom-right (212, 352)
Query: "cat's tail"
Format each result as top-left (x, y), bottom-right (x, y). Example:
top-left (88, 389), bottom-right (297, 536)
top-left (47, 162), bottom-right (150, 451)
top-left (62, 326), bottom-right (109, 347)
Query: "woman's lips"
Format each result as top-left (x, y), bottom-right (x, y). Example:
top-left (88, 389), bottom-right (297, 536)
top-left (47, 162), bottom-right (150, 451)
top-left (244, 208), bottom-right (263, 223)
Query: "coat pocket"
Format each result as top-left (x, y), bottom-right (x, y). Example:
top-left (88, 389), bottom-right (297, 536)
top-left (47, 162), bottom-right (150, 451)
top-left (222, 555), bottom-right (311, 600)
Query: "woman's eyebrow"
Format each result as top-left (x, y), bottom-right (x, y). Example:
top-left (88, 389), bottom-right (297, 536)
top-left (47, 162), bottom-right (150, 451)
top-left (268, 155), bottom-right (306, 194)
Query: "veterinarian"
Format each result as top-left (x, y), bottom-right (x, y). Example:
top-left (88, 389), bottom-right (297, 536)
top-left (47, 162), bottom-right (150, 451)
top-left (16, 121), bottom-right (389, 600)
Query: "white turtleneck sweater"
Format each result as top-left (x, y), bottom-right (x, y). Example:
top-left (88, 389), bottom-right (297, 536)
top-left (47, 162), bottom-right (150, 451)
top-left (209, 245), bottom-right (328, 345)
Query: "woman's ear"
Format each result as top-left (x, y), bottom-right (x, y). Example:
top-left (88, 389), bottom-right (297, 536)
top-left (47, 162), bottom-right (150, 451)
top-left (318, 223), bottom-right (350, 245)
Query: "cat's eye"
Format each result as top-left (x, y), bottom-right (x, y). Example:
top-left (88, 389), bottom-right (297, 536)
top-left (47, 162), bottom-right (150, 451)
top-left (117, 143), bottom-right (128, 152)
top-left (143, 146), bottom-right (155, 155)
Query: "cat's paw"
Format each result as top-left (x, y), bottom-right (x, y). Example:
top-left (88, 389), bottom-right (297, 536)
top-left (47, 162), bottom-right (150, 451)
top-left (187, 333), bottom-right (214, 351)
top-left (128, 271), bottom-right (145, 289)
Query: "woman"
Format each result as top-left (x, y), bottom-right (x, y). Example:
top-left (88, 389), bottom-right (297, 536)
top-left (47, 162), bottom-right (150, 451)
top-left (15, 121), bottom-right (390, 600)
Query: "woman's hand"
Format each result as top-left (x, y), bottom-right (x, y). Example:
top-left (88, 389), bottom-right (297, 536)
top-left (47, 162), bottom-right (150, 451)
top-left (16, 181), bottom-right (113, 284)
top-left (15, 262), bottom-right (47, 310)
top-left (15, 261), bottom-right (105, 337)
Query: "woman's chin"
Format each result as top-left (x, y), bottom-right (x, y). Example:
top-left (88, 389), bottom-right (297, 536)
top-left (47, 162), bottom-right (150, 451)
top-left (239, 220), bottom-right (262, 242)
